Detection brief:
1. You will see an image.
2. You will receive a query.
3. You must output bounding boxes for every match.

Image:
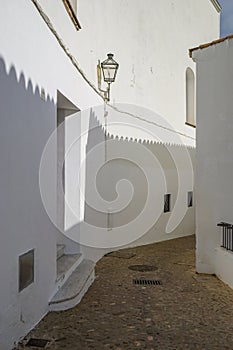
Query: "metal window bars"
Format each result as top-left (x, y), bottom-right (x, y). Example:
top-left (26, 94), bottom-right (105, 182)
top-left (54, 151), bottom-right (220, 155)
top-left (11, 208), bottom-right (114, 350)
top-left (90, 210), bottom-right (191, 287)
top-left (217, 222), bottom-right (233, 252)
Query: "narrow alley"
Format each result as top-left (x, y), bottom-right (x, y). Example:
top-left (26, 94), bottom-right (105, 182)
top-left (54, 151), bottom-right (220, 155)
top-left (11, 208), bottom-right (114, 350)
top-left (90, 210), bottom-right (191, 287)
top-left (16, 236), bottom-right (233, 350)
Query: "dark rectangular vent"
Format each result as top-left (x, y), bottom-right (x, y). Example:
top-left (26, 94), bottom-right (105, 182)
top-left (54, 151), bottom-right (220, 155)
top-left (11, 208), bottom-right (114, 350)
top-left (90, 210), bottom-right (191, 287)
top-left (19, 249), bottom-right (34, 292)
top-left (188, 191), bottom-right (193, 207)
top-left (164, 194), bottom-right (171, 213)
top-left (133, 279), bottom-right (161, 285)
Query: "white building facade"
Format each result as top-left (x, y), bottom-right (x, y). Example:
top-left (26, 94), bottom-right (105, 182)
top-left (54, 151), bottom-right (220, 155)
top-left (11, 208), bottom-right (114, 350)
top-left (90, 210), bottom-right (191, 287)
top-left (0, 1), bottom-right (220, 349)
top-left (0, 1), bottom-right (102, 349)
top-left (191, 34), bottom-right (233, 288)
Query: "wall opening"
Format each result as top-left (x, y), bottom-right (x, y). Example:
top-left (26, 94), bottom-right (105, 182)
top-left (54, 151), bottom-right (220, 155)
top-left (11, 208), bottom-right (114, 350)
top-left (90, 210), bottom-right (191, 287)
top-left (188, 191), bottom-right (193, 207)
top-left (186, 67), bottom-right (195, 127)
top-left (56, 91), bottom-right (79, 232)
top-left (164, 194), bottom-right (171, 213)
top-left (19, 249), bottom-right (34, 292)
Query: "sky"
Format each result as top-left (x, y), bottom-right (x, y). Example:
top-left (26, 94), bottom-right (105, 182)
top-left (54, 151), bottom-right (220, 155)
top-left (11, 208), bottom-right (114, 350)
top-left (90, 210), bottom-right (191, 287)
top-left (219, 0), bottom-right (233, 37)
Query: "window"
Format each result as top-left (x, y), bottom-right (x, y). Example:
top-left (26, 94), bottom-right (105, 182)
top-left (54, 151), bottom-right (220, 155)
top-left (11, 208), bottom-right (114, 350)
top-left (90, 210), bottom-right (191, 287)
top-left (185, 68), bottom-right (196, 127)
top-left (19, 249), bottom-right (34, 292)
top-left (188, 191), bottom-right (193, 208)
top-left (164, 194), bottom-right (171, 213)
top-left (63, 0), bottom-right (81, 31)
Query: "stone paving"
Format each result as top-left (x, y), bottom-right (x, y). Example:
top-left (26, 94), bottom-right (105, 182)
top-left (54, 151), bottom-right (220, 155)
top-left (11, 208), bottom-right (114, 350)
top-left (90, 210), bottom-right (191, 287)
top-left (16, 235), bottom-right (233, 350)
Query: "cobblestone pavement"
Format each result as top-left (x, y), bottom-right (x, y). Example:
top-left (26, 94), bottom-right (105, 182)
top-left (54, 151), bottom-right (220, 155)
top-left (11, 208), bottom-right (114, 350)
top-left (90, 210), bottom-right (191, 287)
top-left (16, 235), bottom-right (233, 350)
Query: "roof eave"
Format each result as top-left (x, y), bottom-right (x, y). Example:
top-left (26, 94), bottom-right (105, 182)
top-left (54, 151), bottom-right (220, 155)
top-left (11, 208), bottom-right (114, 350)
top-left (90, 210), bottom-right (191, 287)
top-left (189, 34), bottom-right (233, 58)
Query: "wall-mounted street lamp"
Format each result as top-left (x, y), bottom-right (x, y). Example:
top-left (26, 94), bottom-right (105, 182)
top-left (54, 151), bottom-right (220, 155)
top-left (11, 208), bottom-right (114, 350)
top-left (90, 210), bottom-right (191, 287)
top-left (97, 53), bottom-right (119, 102)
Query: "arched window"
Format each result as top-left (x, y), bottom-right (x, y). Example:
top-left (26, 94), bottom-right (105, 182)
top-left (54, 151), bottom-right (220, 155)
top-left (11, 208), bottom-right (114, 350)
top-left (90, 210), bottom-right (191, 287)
top-left (186, 68), bottom-right (195, 127)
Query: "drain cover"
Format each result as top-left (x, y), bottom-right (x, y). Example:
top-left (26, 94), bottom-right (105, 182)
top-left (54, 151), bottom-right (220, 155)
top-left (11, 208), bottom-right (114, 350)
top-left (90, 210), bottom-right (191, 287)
top-left (128, 264), bottom-right (157, 272)
top-left (133, 279), bottom-right (161, 285)
top-left (26, 339), bottom-right (49, 348)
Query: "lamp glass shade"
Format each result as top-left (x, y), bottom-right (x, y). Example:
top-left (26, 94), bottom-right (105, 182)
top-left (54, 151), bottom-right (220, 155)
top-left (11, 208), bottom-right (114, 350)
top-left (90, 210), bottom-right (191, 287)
top-left (101, 53), bottom-right (119, 83)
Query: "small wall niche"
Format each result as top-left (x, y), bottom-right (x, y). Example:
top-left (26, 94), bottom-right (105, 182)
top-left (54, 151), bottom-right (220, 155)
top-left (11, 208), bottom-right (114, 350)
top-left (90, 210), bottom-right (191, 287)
top-left (186, 67), bottom-right (196, 127)
top-left (164, 194), bottom-right (171, 213)
top-left (19, 249), bottom-right (35, 292)
top-left (188, 191), bottom-right (193, 207)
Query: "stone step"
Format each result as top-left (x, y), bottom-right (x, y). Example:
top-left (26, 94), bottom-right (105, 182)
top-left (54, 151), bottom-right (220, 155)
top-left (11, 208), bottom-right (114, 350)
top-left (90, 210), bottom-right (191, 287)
top-left (56, 253), bottom-right (83, 290)
top-left (49, 259), bottom-right (95, 311)
top-left (56, 244), bottom-right (65, 260)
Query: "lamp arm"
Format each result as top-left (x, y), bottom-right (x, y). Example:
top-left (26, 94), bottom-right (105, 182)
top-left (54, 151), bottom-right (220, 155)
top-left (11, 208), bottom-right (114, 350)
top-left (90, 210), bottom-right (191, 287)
top-left (107, 83), bottom-right (110, 102)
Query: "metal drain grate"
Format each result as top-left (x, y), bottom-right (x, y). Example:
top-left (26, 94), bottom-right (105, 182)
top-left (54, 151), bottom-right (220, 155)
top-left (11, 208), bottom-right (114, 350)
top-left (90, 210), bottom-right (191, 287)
top-left (133, 279), bottom-right (161, 285)
top-left (26, 339), bottom-right (49, 348)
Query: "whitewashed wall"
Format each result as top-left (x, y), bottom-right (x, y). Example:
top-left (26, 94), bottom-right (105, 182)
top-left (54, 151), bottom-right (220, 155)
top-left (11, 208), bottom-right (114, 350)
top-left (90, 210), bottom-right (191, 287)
top-left (193, 38), bottom-right (233, 287)
top-left (0, 1), bottom-right (220, 348)
top-left (63, 106), bottom-right (195, 262)
top-left (0, 1), bottom-right (101, 349)
top-left (38, 0), bottom-right (220, 144)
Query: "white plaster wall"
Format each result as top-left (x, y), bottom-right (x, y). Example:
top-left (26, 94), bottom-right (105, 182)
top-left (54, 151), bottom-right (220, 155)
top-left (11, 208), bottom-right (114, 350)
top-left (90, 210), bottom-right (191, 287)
top-left (0, 1), bottom-right (220, 347)
top-left (33, 0), bottom-right (219, 262)
top-left (194, 39), bottom-right (233, 281)
top-left (0, 1), bottom-right (101, 349)
top-left (74, 106), bottom-right (195, 262)
top-left (0, 56), bottom-right (58, 350)
top-left (215, 248), bottom-right (233, 289)
top-left (38, 0), bottom-right (220, 144)
top-left (0, 2), bottom-right (101, 110)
